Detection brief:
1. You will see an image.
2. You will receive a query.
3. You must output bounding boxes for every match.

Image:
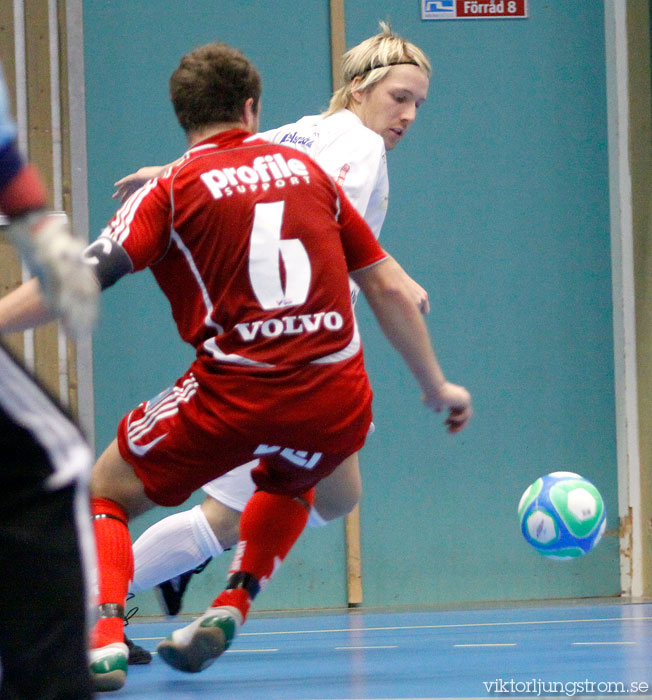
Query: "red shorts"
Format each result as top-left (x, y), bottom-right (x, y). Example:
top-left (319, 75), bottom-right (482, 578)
top-left (116, 355), bottom-right (372, 506)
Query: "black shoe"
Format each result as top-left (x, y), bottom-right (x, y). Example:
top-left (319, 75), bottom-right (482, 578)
top-left (125, 634), bottom-right (152, 665)
top-left (122, 593), bottom-right (152, 665)
top-left (155, 557), bottom-right (212, 617)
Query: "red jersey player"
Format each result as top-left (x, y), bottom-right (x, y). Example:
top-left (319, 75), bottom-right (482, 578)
top-left (0, 42), bottom-right (471, 691)
top-left (105, 126), bottom-right (386, 504)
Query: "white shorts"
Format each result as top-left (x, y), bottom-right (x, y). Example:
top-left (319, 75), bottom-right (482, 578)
top-left (201, 460), bottom-right (258, 512)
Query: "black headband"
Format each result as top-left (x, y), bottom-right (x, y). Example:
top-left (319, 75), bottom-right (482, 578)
top-left (351, 60), bottom-right (419, 79)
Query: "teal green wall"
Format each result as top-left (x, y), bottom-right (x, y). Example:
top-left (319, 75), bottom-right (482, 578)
top-left (348, 0), bottom-right (618, 604)
top-left (83, 0), bottom-right (619, 615)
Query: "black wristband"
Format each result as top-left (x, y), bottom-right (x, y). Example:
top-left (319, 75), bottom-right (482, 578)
top-left (83, 236), bottom-right (133, 290)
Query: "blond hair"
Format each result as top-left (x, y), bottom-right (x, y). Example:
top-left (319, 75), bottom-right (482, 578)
top-left (325, 22), bottom-right (431, 116)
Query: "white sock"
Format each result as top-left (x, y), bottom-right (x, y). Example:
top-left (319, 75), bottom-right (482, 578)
top-left (131, 505), bottom-right (223, 592)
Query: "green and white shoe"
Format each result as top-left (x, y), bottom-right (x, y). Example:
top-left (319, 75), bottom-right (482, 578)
top-left (157, 605), bottom-right (243, 673)
top-left (90, 641), bottom-right (128, 691)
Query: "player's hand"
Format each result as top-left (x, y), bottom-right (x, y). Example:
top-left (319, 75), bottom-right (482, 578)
top-left (423, 381), bottom-right (472, 433)
top-left (24, 212), bottom-right (99, 335)
top-left (112, 166), bottom-right (164, 203)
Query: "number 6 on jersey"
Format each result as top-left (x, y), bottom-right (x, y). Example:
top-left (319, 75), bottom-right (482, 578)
top-left (248, 201), bottom-right (311, 310)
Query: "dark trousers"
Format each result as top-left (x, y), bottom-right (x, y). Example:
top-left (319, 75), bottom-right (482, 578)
top-left (0, 354), bottom-right (94, 699)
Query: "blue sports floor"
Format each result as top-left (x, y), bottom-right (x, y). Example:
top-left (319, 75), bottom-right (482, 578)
top-left (118, 601), bottom-right (652, 699)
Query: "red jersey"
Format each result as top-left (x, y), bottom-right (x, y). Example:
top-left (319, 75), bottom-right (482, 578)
top-left (104, 129), bottom-right (386, 371)
top-left (107, 130), bottom-right (388, 502)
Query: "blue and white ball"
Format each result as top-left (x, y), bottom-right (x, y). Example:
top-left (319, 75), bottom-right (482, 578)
top-left (518, 472), bottom-right (606, 559)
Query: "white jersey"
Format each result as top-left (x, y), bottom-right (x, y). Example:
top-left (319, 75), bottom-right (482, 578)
top-left (203, 109), bottom-right (388, 513)
top-left (258, 109), bottom-right (388, 239)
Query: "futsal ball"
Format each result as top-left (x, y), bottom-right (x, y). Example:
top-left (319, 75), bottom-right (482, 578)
top-left (518, 472), bottom-right (606, 559)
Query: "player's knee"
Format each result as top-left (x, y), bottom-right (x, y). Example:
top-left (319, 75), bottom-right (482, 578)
top-left (201, 496), bottom-right (242, 548)
top-left (90, 441), bottom-right (149, 517)
top-left (313, 481), bottom-right (361, 522)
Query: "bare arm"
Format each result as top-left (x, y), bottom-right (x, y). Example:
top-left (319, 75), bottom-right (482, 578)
top-left (112, 166), bottom-right (165, 203)
top-left (0, 277), bottom-right (56, 334)
top-left (350, 256), bottom-right (471, 433)
top-left (0, 226), bottom-right (138, 335)
top-left (394, 261), bottom-right (430, 314)
top-left (112, 162), bottom-right (180, 203)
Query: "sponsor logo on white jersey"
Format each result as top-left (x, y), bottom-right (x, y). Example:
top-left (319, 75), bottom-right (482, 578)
top-left (336, 163), bottom-right (350, 186)
top-left (234, 311), bottom-right (344, 342)
top-left (201, 153), bottom-right (310, 199)
top-left (278, 131), bottom-right (315, 150)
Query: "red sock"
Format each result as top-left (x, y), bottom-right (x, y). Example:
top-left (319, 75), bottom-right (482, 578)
top-left (211, 489), bottom-right (314, 620)
top-left (212, 588), bottom-right (252, 619)
top-left (90, 497), bottom-right (133, 648)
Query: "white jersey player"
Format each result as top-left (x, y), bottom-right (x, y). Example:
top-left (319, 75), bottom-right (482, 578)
top-left (111, 24), bottom-right (462, 630)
